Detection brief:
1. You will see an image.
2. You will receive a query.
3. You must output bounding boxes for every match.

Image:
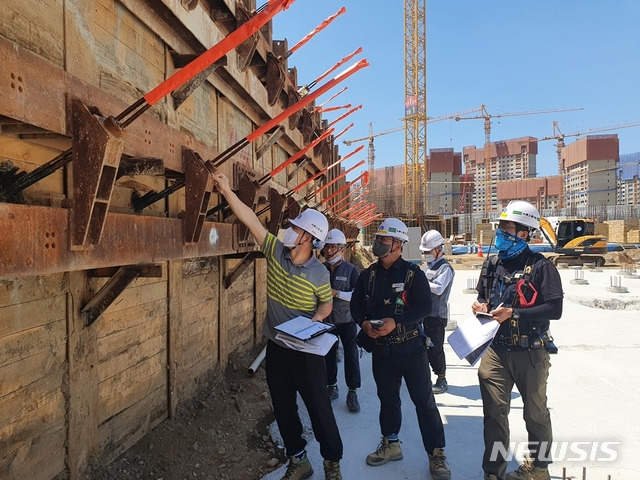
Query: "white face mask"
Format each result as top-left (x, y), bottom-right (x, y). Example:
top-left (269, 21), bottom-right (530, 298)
top-left (283, 227), bottom-right (301, 248)
top-left (326, 253), bottom-right (342, 265)
top-left (422, 253), bottom-right (435, 263)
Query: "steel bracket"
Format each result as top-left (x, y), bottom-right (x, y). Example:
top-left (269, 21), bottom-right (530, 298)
top-left (223, 251), bottom-right (260, 289)
top-left (235, 4), bottom-right (259, 72)
top-left (267, 187), bottom-right (287, 235)
top-left (234, 165), bottom-right (260, 249)
top-left (81, 264), bottom-right (163, 326)
top-left (264, 51), bottom-right (286, 106)
top-left (184, 148), bottom-right (215, 244)
top-left (70, 99), bottom-right (125, 250)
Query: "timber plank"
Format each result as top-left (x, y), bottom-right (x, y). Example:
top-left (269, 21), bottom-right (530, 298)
top-left (96, 297), bottom-right (167, 340)
top-left (97, 351), bottom-right (166, 423)
top-left (0, 320), bottom-right (65, 369)
top-left (167, 259), bottom-right (183, 416)
top-left (0, 422), bottom-right (65, 480)
top-left (0, 370), bottom-right (65, 449)
top-left (181, 300), bottom-right (217, 332)
top-left (0, 274), bottom-right (66, 307)
top-left (98, 385), bottom-right (167, 465)
top-left (0, 294), bottom-right (66, 338)
top-left (94, 280), bottom-right (167, 316)
top-left (98, 331), bottom-right (167, 384)
top-left (0, 348), bottom-right (65, 398)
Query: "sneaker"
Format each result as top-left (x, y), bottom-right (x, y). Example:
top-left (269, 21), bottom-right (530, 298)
top-left (346, 390), bottom-right (360, 413)
top-left (366, 437), bottom-right (403, 466)
top-left (484, 474), bottom-right (500, 480)
top-left (433, 377), bottom-right (448, 394)
top-left (281, 454), bottom-right (313, 480)
top-left (428, 448), bottom-right (451, 480)
top-left (323, 459), bottom-right (342, 480)
top-left (505, 461), bottom-right (550, 480)
top-left (327, 384), bottom-right (339, 401)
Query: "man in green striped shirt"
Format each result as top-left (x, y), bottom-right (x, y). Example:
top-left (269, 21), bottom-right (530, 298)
top-left (211, 172), bottom-right (343, 480)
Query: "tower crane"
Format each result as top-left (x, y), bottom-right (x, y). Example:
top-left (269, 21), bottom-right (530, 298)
top-left (341, 107), bottom-right (483, 214)
top-left (540, 120), bottom-right (640, 208)
top-left (455, 104), bottom-right (584, 214)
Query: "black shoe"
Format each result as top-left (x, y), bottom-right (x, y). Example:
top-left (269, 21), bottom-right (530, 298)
top-left (433, 377), bottom-right (448, 394)
top-left (327, 384), bottom-right (339, 400)
top-left (346, 390), bottom-right (360, 413)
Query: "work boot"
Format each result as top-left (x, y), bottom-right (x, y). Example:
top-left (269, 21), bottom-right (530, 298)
top-left (433, 377), bottom-right (448, 394)
top-left (505, 460), bottom-right (550, 480)
top-left (323, 459), bottom-right (342, 480)
top-left (428, 448), bottom-right (451, 480)
top-left (327, 384), bottom-right (339, 400)
top-left (281, 454), bottom-right (313, 480)
top-left (366, 437), bottom-right (403, 466)
top-left (346, 390), bottom-right (360, 413)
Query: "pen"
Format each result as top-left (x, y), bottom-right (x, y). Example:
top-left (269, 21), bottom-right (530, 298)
top-left (495, 302), bottom-right (504, 309)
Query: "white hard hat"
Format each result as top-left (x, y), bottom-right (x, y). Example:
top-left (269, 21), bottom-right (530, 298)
top-left (325, 229), bottom-right (346, 245)
top-left (499, 200), bottom-right (540, 230)
top-left (289, 208), bottom-right (329, 241)
top-left (376, 218), bottom-right (409, 242)
top-left (419, 230), bottom-right (444, 251)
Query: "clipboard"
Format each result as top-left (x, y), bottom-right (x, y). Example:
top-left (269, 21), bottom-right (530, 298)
top-left (274, 316), bottom-right (335, 341)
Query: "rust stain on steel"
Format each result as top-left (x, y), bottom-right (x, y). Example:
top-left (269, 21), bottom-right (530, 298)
top-left (0, 203), bottom-right (236, 279)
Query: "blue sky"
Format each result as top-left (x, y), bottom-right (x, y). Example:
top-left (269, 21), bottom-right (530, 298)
top-left (272, 1), bottom-right (640, 179)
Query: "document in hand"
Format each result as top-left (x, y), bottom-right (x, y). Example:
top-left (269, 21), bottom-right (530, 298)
top-left (275, 331), bottom-right (338, 356)
top-left (447, 316), bottom-right (500, 366)
top-left (274, 316), bottom-right (335, 341)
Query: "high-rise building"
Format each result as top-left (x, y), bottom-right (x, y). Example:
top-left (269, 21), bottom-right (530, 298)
top-left (428, 148), bottom-right (462, 214)
top-left (618, 152), bottom-right (640, 205)
top-left (462, 137), bottom-right (538, 213)
top-left (562, 135), bottom-right (618, 209)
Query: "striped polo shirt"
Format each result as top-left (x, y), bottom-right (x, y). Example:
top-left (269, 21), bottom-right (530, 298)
top-left (261, 232), bottom-right (332, 346)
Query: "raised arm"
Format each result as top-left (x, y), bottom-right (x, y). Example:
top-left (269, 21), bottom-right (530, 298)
top-left (211, 173), bottom-right (267, 247)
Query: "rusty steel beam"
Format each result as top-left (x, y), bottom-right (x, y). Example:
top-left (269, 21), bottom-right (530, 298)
top-left (81, 266), bottom-right (144, 326)
top-left (0, 203), bottom-right (242, 279)
top-left (183, 148), bottom-right (215, 244)
top-left (71, 99), bottom-right (125, 249)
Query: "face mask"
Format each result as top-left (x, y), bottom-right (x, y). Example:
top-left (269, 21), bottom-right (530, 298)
top-left (422, 253), bottom-right (435, 263)
top-left (283, 227), bottom-right (301, 248)
top-left (326, 253), bottom-right (342, 265)
top-left (495, 228), bottom-right (527, 259)
top-left (372, 238), bottom-right (391, 258)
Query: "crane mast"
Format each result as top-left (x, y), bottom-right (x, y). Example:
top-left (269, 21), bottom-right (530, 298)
top-left (404, 0), bottom-right (427, 216)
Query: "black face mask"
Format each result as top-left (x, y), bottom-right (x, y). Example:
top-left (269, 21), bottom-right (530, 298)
top-left (372, 238), bottom-right (391, 258)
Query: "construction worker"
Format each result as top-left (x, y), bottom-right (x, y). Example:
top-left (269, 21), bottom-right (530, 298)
top-left (210, 172), bottom-right (343, 480)
top-left (321, 229), bottom-right (362, 413)
top-left (472, 200), bottom-right (563, 480)
top-left (351, 218), bottom-right (451, 480)
top-left (419, 229), bottom-right (455, 394)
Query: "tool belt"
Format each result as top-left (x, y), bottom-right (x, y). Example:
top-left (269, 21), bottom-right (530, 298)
top-left (493, 330), bottom-right (557, 353)
top-left (374, 324), bottom-right (421, 346)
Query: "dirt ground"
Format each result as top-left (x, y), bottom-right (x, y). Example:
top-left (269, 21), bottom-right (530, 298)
top-left (90, 344), bottom-right (284, 480)
top-left (90, 249), bottom-right (640, 480)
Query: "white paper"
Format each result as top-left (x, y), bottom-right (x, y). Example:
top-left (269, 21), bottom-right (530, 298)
top-left (275, 331), bottom-right (338, 356)
top-left (447, 316), bottom-right (500, 366)
top-left (274, 315), bottom-right (334, 341)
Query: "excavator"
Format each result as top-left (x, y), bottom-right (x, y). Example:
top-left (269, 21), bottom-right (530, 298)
top-left (539, 217), bottom-right (608, 267)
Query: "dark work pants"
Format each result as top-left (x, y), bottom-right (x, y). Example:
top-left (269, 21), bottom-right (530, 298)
top-left (372, 342), bottom-right (446, 454)
top-left (423, 316), bottom-right (447, 376)
top-left (266, 340), bottom-right (343, 461)
top-left (324, 322), bottom-right (361, 389)
top-left (478, 347), bottom-right (552, 479)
